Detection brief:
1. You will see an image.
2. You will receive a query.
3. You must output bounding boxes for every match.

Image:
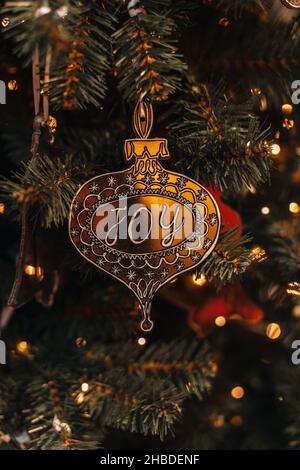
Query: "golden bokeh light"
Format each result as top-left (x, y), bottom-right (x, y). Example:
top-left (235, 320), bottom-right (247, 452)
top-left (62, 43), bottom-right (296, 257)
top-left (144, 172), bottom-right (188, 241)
top-left (261, 206), bottom-right (270, 215)
top-left (137, 337), bottom-right (146, 346)
top-left (24, 265), bottom-right (44, 280)
top-left (81, 383), bottom-right (89, 392)
top-left (231, 386), bottom-right (245, 400)
top-left (1, 17), bottom-right (10, 28)
top-left (266, 323), bottom-right (281, 340)
top-left (8, 80), bottom-right (18, 91)
top-left (215, 316), bottom-right (226, 327)
top-left (192, 273), bottom-right (206, 286)
top-left (270, 143), bottom-right (281, 156)
top-left (17, 341), bottom-right (28, 354)
top-left (282, 104), bottom-right (293, 115)
top-left (292, 305), bottom-right (300, 318)
top-left (289, 202), bottom-right (300, 214)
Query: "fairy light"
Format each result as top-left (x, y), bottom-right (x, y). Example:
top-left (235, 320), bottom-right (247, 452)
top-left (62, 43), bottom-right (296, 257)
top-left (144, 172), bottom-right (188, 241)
top-left (24, 265), bottom-right (44, 280)
top-left (251, 246), bottom-right (267, 262)
top-left (137, 337), bottom-right (146, 346)
top-left (210, 361), bottom-right (218, 375)
top-left (287, 282), bottom-right (300, 297)
top-left (289, 202), bottom-right (300, 214)
top-left (261, 206), bottom-right (270, 215)
top-left (215, 316), bottom-right (226, 327)
top-left (0, 203), bottom-right (5, 214)
top-left (192, 273), bottom-right (206, 286)
top-left (75, 337), bottom-right (87, 347)
top-left (76, 392), bottom-right (85, 404)
top-left (282, 104), bottom-right (293, 115)
top-left (81, 382), bottom-right (89, 392)
top-left (283, 118), bottom-right (294, 130)
top-left (266, 323), bottom-right (281, 340)
top-left (218, 17), bottom-right (230, 27)
top-left (270, 143), bottom-right (281, 156)
top-left (259, 95), bottom-right (267, 112)
top-left (7, 80), bottom-right (18, 91)
top-left (250, 87), bottom-right (262, 96)
top-left (209, 413), bottom-right (225, 428)
top-left (1, 17), bottom-right (10, 27)
top-left (231, 386), bottom-right (245, 399)
top-left (230, 415), bottom-right (243, 426)
top-left (17, 341), bottom-right (28, 354)
top-left (56, 5), bottom-right (68, 17)
top-left (292, 305), bottom-right (300, 318)
top-left (35, 5), bottom-right (51, 17)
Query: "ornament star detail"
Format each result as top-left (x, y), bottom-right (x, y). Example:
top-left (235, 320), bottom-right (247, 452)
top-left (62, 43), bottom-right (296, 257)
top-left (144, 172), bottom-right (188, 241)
top-left (146, 271), bottom-right (155, 278)
top-left (72, 201), bottom-right (80, 211)
top-left (142, 173), bottom-right (155, 186)
top-left (160, 268), bottom-right (169, 278)
top-left (177, 176), bottom-right (187, 189)
top-left (112, 266), bottom-right (120, 275)
top-left (197, 189), bottom-right (207, 202)
top-left (158, 171), bottom-right (169, 185)
top-left (176, 261), bottom-right (185, 272)
top-left (108, 176), bottom-right (117, 187)
top-left (126, 173), bottom-right (136, 185)
top-left (190, 252), bottom-right (201, 262)
top-left (97, 257), bottom-right (105, 266)
top-left (203, 239), bottom-right (212, 250)
top-left (127, 269), bottom-right (137, 281)
top-left (89, 182), bottom-right (99, 192)
top-left (209, 213), bottom-right (218, 226)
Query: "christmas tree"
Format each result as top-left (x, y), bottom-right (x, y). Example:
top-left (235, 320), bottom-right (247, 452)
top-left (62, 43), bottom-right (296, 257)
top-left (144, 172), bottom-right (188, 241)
top-left (0, 0), bottom-right (300, 451)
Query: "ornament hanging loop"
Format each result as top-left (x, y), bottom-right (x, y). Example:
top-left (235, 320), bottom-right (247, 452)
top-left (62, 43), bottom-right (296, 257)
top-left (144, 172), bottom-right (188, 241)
top-left (133, 100), bottom-right (153, 139)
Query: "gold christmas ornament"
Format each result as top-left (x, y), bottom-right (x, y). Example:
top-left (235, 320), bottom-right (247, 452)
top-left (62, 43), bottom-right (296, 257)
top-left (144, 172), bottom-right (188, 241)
top-left (69, 102), bottom-right (221, 332)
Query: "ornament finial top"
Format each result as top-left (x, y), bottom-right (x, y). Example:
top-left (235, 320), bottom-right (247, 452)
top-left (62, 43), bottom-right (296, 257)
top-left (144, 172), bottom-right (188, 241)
top-left (133, 100), bottom-right (153, 139)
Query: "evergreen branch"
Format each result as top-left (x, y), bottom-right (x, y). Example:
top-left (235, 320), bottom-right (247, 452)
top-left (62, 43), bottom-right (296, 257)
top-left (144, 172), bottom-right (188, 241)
top-left (50, 1), bottom-right (116, 110)
top-left (169, 84), bottom-right (272, 192)
top-left (25, 375), bottom-right (103, 450)
top-left (5, 312), bottom-right (215, 443)
top-left (200, 228), bottom-right (253, 284)
top-left (3, 1), bottom-right (115, 109)
top-left (191, 16), bottom-right (300, 106)
top-left (85, 338), bottom-right (214, 401)
top-left (128, 339), bottom-right (214, 399)
top-left (113, 2), bottom-right (186, 102)
top-left (0, 154), bottom-right (94, 227)
top-left (0, 375), bottom-right (27, 449)
top-left (2, 0), bottom-right (70, 66)
top-left (249, 221), bottom-right (300, 303)
top-left (82, 376), bottom-right (184, 440)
